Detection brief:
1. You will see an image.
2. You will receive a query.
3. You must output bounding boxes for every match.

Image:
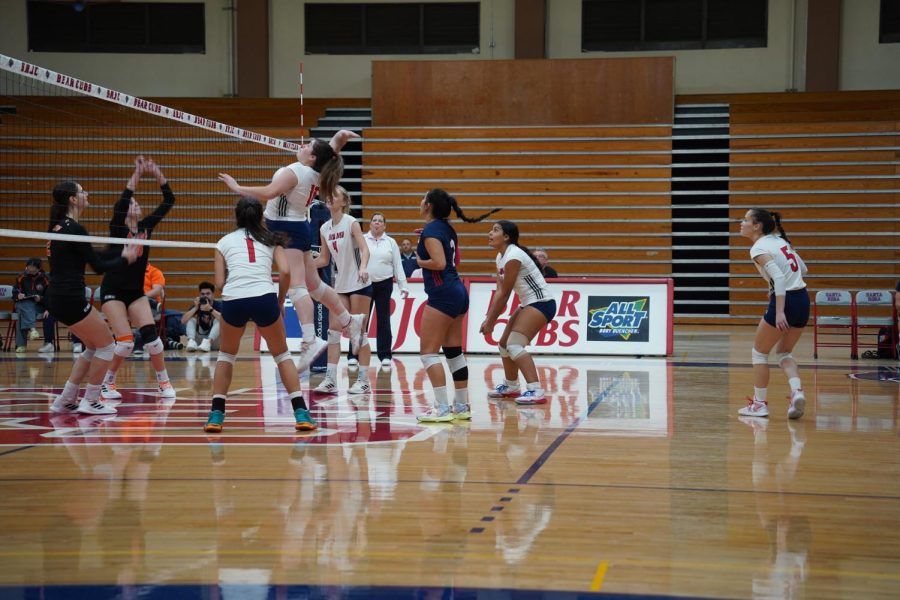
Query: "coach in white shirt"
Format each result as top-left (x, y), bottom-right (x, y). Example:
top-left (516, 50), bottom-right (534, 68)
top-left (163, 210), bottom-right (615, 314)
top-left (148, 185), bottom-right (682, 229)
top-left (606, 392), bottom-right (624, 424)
top-left (364, 212), bottom-right (409, 369)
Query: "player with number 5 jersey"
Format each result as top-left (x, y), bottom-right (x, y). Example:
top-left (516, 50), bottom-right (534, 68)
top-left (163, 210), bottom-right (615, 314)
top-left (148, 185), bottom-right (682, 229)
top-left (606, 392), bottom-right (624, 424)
top-left (738, 209), bottom-right (809, 421)
top-left (203, 197), bottom-right (316, 434)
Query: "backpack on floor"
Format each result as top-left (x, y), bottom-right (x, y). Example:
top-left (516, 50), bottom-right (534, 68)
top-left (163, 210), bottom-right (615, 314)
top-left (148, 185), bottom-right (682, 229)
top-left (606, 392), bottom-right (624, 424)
top-left (877, 326), bottom-right (897, 359)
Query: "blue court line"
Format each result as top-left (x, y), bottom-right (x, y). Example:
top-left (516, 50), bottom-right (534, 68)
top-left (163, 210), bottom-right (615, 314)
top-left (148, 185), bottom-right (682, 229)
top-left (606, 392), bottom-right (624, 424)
top-left (516, 380), bottom-right (622, 485)
top-left (0, 445), bottom-right (35, 457)
top-left (0, 582), bottom-right (721, 600)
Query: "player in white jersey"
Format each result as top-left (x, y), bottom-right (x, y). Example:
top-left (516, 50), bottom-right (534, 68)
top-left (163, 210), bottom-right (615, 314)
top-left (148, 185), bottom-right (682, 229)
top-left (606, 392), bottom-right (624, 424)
top-left (738, 209), bottom-right (810, 420)
top-left (480, 220), bottom-right (557, 405)
top-left (203, 197), bottom-right (316, 434)
top-left (312, 186), bottom-right (373, 394)
top-left (217, 129), bottom-right (365, 373)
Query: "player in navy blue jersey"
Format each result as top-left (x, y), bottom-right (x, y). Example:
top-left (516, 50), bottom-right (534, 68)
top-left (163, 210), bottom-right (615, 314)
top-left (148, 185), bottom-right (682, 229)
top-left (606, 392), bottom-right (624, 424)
top-left (415, 188), bottom-right (499, 423)
top-left (46, 181), bottom-right (138, 416)
top-left (98, 157), bottom-right (177, 401)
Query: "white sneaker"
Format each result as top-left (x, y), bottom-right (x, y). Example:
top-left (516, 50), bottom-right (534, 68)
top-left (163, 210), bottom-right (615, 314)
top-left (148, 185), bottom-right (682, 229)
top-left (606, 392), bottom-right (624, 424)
top-left (38, 342), bottom-right (55, 353)
top-left (72, 343), bottom-right (83, 354)
top-left (488, 383), bottom-right (521, 399)
top-left (738, 397), bottom-right (769, 418)
top-left (100, 382), bottom-right (123, 400)
top-left (296, 337), bottom-right (328, 372)
top-left (515, 389), bottom-right (547, 405)
top-left (346, 313), bottom-right (365, 354)
top-left (787, 389), bottom-right (805, 420)
top-left (77, 397), bottom-right (117, 415)
top-left (186, 339), bottom-right (198, 352)
top-left (28, 328), bottom-right (41, 341)
top-left (198, 338), bottom-right (211, 352)
top-left (381, 358), bottom-right (392, 370)
top-left (348, 380), bottom-right (371, 394)
top-left (50, 395), bottom-right (80, 414)
top-left (314, 377), bottom-right (338, 394)
top-left (158, 380), bottom-right (177, 399)
top-left (347, 357), bottom-right (359, 369)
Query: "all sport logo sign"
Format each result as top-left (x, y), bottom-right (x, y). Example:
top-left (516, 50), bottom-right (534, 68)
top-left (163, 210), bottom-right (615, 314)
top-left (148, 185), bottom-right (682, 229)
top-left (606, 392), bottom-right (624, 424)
top-left (587, 297), bottom-right (650, 342)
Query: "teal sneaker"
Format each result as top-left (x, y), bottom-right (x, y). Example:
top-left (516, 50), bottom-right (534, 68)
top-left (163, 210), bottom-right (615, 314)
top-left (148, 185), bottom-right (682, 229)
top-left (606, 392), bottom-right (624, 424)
top-left (204, 409), bottom-right (225, 433)
top-left (294, 408), bottom-right (318, 431)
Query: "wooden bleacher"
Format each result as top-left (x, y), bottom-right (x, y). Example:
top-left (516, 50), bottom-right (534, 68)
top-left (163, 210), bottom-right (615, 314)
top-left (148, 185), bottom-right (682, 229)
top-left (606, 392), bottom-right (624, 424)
top-left (1, 92), bottom-right (898, 329)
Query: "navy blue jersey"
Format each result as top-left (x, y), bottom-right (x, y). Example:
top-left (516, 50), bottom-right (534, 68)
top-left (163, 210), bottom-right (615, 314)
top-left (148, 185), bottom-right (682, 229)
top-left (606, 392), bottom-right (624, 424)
top-left (101, 183), bottom-right (175, 291)
top-left (417, 219), bottom-right (461, 294)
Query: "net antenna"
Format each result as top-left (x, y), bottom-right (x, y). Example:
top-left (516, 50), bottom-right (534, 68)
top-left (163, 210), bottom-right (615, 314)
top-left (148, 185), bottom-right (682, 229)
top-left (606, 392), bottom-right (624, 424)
top-left (299, 62), bottom-right (304, 146)
top-left (0, 53), bottom-right (302, 285)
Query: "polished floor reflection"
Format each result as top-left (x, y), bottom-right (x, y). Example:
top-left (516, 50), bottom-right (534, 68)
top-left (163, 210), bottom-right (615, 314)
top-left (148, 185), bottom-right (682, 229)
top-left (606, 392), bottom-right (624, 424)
top-left (0, 326), bottom-right (897, 599)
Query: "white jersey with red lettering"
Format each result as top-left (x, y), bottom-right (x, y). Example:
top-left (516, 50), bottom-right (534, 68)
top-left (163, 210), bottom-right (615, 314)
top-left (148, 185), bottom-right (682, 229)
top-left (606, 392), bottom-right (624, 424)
top-left (263, 162), bottom-right (319, 222)
top-left (320, 214), bottom-right (364, 294)
top-left (216, 229), bottom-right (277, 300)
top-left (496, 244), bottom-right (551, 306)
top-left (749, 234), bottom-right (806, 292)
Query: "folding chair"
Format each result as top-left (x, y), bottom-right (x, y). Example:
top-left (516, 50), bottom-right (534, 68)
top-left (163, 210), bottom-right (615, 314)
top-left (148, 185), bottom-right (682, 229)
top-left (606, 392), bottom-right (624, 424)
top-left (0, 285), bottom-right (17, 351)
top-left (855, 290), bottom-right (898, 359)
top-left (812, 290), bottom-right (856, 359)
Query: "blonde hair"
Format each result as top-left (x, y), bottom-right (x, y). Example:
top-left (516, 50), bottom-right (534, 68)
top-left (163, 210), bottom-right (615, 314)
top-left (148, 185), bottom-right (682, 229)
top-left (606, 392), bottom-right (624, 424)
top-left (335, 185), bottom-right (351, 214)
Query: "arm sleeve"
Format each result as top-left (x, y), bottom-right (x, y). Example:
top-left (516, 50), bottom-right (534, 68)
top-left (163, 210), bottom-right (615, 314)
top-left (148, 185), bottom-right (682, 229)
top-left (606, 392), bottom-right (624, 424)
top-left (797, 253), bottom-right (808, 276)
top-left (139, 183), bottom-right (176, 232)
top-left (109, 188), bottom-right (133, 233)
top-left (73, 235), bottom-right (127, 275)
top-left (763, 259), bottom-right (786, 296)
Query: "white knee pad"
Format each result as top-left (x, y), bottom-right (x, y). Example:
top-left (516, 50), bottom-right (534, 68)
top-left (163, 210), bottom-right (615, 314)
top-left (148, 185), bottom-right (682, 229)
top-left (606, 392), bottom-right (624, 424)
top-left (114, 338), bottom-right (134, 358)
top-left (79, 347), bottom-right (96, 362)
top-left (309, 282), bottom-right (327, 302)
top-left (327, 329), bottom-right (342, 345)
top-left (274, 350), bottom-right (292, 364)
top-left (95, 342), bottom-right (116, 362)
top-left (498, 345), bottom-right (509, 358)
top-left (752, 348), bottom-right (770, 365)
top-left (289, 285), bottom-right (309, 304)
top-left (775, 352), bottom-right (793, 366)
top-left (145, 337), bottom-right (165, 356)
top-left (446, 352), bottom-right (467, 373)
top-left (506, 331), bottom-right (530, 361)
top-left (421, 353), bottom-right (441, 370)
top-left (217, 352), bottom-right (236, 365)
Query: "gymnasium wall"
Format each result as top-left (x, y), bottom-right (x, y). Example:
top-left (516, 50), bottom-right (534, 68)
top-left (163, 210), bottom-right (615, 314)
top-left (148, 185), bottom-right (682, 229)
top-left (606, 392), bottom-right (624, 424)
top-left (1, 1), bottom-right (898, 100)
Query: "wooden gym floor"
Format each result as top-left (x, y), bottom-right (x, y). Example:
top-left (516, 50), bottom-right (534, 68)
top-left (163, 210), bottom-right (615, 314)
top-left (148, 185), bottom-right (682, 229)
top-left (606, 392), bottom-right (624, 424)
top-left (0, 326), bottom-right (897, 599)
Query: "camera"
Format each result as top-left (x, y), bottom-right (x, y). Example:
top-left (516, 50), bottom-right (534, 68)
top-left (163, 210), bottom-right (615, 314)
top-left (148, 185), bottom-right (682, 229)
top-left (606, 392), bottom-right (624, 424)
top-left (199, 297), bottom-right (210, 306)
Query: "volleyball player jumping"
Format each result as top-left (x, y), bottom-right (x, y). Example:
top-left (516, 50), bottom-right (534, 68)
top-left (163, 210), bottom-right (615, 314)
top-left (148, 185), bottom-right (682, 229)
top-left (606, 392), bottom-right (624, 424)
top-left (738, 209), bottom-right (809, 420)
top-left (99, 156), bottom-right (177, 400)
top-left (480, 220), bottom-right (556, 405)
top-left (203, 197), bottom-right (316, 433)
top-left (218, 130), bottom-right (366, 371)
top-left (47, 181), bottom-right (138, 416)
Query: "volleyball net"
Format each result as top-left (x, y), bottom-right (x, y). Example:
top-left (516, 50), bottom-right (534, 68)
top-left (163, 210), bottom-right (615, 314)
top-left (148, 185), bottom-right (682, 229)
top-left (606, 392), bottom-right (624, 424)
top-left (0, 53), bottom-right (300, 257)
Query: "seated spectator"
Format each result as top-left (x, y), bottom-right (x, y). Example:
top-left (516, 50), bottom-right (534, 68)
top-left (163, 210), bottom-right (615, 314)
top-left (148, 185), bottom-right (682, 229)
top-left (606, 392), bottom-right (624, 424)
top-left (533, 248), bottom-right (559, 278)
top-left (400, 238), bottom-right (418, 278)
top-left (13, 258), bottom-right (55, 353)
top-left (181, 281), bottom-right (222, 352)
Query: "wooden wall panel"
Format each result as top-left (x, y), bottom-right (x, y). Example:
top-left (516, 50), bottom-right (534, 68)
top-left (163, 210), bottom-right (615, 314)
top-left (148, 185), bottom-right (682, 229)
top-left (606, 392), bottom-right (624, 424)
top-left (372, 58), bottom-right (674, 126)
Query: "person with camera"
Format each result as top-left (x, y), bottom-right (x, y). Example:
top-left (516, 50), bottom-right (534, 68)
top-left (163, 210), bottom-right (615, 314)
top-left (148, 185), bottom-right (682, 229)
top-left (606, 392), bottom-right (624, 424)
top-left (181, 281), bottom-right (222, 352)
top-left (12, 257), bottom-right (55, 353)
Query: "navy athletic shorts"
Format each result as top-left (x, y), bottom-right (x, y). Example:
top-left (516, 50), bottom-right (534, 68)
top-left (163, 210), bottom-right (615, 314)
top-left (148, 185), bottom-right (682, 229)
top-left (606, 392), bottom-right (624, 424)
top-left (222, 293), bottom-right (281, 328)
top-left (763, 288), bottom-right (810, 328)
top-left (266, 218), bottom-right (311, 252)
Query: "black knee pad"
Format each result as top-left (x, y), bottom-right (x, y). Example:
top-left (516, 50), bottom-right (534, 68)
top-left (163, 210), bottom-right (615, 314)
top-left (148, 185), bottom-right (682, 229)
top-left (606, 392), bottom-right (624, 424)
top-left (443, 346), bottom-right (468, 382)
top-left (139, 324), bottom-right (159, 345)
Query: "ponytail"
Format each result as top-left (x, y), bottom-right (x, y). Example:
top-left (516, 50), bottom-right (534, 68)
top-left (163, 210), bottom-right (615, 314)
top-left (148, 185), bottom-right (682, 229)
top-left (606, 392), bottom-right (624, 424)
top-left (235, 196), bottom-right (287, 248)
top-left (426, 188), bottom-right (501, 223)
top-left (311, 139), bottom-right (343, 204)
top-left (749, 208), bottom-right (791, 244)
top-left (496, 219), bottom-right (541, 271)
top-left (49, 181), bottom-right (78, 230)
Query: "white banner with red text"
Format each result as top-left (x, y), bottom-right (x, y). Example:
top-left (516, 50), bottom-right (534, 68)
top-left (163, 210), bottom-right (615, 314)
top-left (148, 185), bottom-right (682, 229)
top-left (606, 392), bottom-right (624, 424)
top-left (259, 277), bottom-right (672, 356)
